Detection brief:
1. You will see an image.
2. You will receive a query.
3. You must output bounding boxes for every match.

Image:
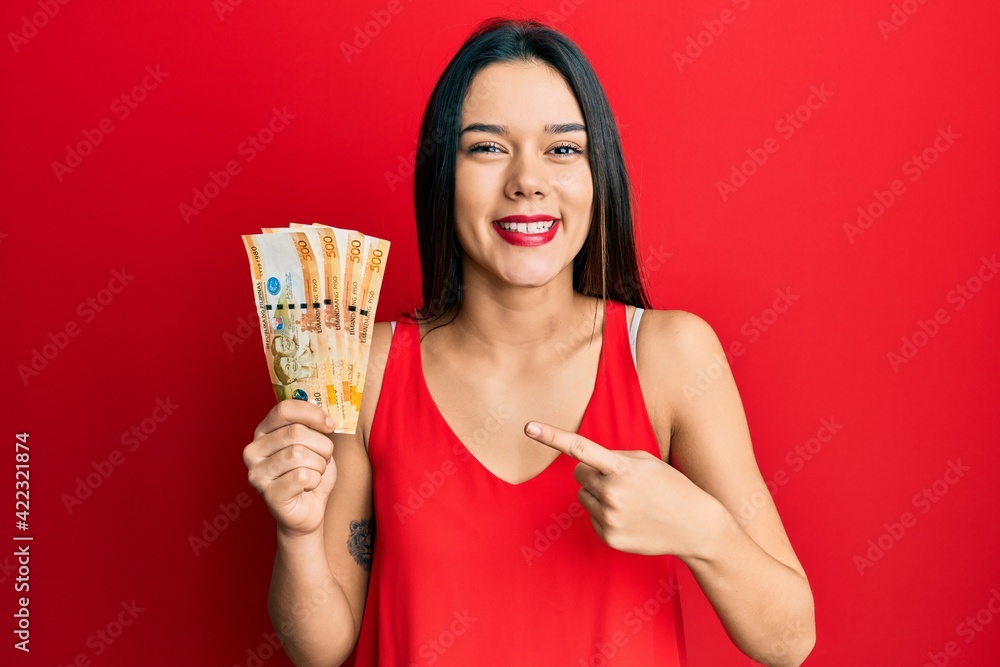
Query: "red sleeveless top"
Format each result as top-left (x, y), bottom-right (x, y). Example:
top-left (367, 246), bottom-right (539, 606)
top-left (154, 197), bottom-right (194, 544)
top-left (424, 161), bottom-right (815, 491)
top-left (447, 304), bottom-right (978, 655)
top-left (346, 299), bottom-right (686, 666)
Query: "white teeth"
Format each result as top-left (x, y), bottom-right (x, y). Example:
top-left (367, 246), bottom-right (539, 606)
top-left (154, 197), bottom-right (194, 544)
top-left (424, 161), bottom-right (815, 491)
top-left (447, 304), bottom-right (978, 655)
top-left (497, 220), bottom-right (556, 234)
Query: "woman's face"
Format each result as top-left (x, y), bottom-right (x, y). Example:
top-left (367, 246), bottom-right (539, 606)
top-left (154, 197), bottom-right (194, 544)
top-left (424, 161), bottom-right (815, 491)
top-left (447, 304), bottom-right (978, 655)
top-left (454, 60), bottom-right (594, 290)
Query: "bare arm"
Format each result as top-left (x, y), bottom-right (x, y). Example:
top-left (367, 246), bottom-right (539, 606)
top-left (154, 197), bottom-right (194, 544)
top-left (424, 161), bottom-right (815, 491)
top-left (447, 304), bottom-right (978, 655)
top-left (247, 321), bottom-right (392, 666)
top-left (642, 310), bottom-right (815, 666)
top-left (264, 424), bottom-right (373, 666)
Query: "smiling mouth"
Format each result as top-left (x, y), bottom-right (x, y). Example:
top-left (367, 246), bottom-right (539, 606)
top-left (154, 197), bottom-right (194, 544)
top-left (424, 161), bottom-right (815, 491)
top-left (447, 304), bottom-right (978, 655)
top-left (494, 220), bottom-right (557, 234)
top-left (492, 219), bottom-right (560, 247)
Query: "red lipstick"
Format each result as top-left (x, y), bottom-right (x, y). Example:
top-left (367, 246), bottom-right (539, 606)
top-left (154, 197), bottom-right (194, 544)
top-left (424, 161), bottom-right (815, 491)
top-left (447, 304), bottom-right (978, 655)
top-left (493, 215), bottom-right (560, 247)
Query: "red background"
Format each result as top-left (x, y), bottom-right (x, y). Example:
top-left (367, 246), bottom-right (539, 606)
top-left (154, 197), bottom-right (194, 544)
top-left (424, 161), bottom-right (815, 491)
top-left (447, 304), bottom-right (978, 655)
top-left (2, 1), bottom-right (999, 665)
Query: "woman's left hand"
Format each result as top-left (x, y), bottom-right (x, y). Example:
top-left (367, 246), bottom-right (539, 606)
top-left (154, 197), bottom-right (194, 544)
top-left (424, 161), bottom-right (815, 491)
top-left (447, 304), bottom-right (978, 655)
top-left (524, 420), bottom-right (724, 560)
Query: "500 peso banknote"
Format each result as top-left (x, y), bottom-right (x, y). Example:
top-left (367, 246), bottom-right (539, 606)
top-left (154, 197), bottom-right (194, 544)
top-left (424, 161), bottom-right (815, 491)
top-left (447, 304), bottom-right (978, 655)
top-left (242, 224), bottom-right (390, 433)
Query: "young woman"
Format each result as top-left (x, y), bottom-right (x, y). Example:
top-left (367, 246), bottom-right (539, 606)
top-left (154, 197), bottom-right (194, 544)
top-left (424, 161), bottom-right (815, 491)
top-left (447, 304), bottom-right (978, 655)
top-left (244, 17), bottom-right (815, 667)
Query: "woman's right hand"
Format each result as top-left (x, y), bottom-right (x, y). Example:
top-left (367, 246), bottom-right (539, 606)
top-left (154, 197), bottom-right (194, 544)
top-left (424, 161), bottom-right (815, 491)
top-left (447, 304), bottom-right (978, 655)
top-left (244, 399), bottom-right (338, 538)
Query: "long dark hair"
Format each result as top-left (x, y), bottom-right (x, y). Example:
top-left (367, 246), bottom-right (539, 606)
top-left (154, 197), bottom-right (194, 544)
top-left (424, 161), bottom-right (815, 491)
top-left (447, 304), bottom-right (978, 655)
top-left (410, 16), bottom-right (651, 324)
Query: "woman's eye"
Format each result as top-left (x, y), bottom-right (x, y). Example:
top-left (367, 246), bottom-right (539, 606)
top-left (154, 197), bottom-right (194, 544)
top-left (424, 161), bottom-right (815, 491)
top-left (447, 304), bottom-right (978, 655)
top-left (550, 143), bottom-right (583, 156)
top-left (468, 142), bottom-right (502, 154)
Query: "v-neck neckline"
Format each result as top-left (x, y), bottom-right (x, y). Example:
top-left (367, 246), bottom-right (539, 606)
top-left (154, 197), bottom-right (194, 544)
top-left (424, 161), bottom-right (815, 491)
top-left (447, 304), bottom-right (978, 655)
top-left (412, 300), bottom-right (615, 487)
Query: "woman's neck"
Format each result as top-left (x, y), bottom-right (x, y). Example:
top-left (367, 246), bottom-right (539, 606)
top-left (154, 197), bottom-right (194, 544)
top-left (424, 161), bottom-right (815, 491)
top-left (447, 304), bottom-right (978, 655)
top-left (437, 271), bottom-right (603, 362)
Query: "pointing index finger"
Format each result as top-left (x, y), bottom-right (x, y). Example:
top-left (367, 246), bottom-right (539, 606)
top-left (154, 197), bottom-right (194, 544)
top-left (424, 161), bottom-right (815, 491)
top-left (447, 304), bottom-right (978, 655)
top-left (524, 422), bottom-right (624, 475)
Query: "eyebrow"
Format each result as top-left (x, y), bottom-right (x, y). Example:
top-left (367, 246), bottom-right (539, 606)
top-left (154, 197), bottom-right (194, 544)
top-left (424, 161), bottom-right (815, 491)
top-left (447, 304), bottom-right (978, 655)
top-left (459, 122), bottom-right (587, 136)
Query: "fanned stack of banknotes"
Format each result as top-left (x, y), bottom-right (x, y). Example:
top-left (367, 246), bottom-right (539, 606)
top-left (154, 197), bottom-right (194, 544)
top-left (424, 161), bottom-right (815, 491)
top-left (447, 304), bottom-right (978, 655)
top-left (241, 224), bottom-right (390, 434)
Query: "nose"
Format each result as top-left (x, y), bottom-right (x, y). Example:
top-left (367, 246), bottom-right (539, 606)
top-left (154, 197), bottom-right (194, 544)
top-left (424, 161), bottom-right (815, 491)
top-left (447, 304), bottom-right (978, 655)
top-left (504, 148), bottom-right (548, 201)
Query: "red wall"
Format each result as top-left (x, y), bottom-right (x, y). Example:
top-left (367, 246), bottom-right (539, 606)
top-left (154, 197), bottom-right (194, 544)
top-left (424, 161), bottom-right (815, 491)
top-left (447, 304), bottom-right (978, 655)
top-left (3, 1), bottom-right (999, 665)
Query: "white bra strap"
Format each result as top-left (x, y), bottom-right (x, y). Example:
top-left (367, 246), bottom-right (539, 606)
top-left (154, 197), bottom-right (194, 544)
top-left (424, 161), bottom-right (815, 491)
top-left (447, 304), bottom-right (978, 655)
top-left (390, 320), bottom-right (397, 337)
top-left (629, 308), bottom-right (644, 369)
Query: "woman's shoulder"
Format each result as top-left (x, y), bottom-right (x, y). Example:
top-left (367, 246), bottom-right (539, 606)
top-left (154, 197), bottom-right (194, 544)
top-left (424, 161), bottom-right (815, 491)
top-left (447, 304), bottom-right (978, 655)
top-left (631, 306), bottom-right (724, 357)
top-left (630, 306), bottom-right (731, 399)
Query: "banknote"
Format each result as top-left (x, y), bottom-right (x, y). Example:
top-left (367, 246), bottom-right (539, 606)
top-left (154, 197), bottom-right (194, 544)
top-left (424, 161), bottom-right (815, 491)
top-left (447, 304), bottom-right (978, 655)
top-left (261, 226), bottom-right (348, 428)
top-left (312, 226), bottom-right (391, 422)
top-left (291, 224), bottom-right (349, 429)
top-left (339, 228), bottom-right (367, 427)
top-left (351, 235), bottom-right (391, 414)
top-left (243, 223), bottom-right (390, 433)
top-left (241, 231), bottom-right (342, 423)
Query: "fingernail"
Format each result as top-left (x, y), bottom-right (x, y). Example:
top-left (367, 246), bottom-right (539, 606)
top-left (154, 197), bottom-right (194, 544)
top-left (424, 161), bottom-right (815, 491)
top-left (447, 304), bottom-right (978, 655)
top-left (525, 422), bottom-right (540, 436)
top-left (325, 417), bottom-right (335, 429)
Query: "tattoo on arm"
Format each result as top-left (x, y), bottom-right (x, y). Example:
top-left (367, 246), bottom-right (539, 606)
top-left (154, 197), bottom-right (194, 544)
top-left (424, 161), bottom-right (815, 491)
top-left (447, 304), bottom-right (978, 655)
top-left (347, 518), bottom-right (375, 571)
